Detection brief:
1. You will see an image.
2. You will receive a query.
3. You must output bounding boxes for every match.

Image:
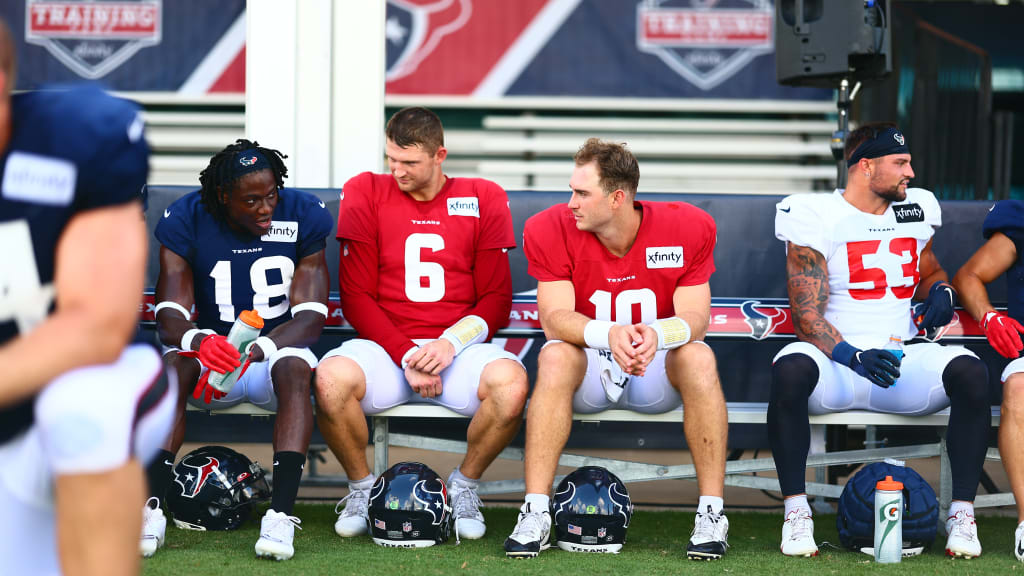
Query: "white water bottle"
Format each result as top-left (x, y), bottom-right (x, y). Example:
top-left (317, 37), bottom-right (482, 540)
top-left (874, 475), bottom-right (904, 563)
top-left (883, 334), bottom-right (904, 362)
top-left (208, 310), bottom-right (264, 394)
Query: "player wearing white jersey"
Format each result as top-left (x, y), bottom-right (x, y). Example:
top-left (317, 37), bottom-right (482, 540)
top-left (768, 123), bottom-right (991, 559)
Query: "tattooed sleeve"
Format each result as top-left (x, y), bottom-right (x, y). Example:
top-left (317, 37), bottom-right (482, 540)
top-left (786, 242), bottom-right (843, 356)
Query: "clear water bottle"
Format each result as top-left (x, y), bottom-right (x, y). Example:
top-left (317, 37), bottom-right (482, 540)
top-left (208, 310), bottom-right (264, 394)
top-left (883, 334), bottom-right (904, 362)
top-left (874, 475), bottom-right (904, 563)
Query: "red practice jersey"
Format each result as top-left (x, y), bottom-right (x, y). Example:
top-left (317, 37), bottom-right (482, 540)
top-left (338, 172), bottom-right (516, 338)
top-left (523, 201), bottom-right (716, 324)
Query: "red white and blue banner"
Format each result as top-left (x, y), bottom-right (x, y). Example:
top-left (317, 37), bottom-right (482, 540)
top-left (8, 0), bottom-right (826, 99)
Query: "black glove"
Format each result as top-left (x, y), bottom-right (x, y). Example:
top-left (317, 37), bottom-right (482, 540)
top-left (914, 281), bottom-right (957, 332)
top-left (833, 341), bottom-right (901, 389)
top-left (851, 348), bottom-right (902, 388)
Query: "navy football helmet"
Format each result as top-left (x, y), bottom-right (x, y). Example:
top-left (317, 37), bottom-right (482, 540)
top-left (368, 462), bottom-right (452, 547)
top-left (551, 466), bottom-right (633, 553)
top-left (837, 461), bottom-right (938, 556)
top-left (165, 446), bottom-right (270, 531)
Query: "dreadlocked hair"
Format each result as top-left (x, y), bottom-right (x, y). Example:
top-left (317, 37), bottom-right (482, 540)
top-left (199, 139), bottom-right (289, 221)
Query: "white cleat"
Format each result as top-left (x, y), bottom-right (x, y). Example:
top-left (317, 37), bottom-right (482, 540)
top-left (449, 477), bottom-right (486, 541)
top-left (334, 486), bottom-right (371, 537)
top-left (780, 508), bottom-right (818, 557)
top-left (503, 503), bottom-right (551, 559)
top-left (686, 508), bottom-right (729, 560)
top-left (945, 510), bottom-right (981, 558)
top-left (255, 509), bottom-right (301, 561)
top-left (140, 497), bottom-right (166, 558)
top-left (1015, 521), bottom-right (1024, 562)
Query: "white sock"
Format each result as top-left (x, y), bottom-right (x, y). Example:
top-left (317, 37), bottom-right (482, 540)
top-left (697, 495), bottom-right (724, 515)
top-left (784, 495), bottom-right (810, 518)
top-left (948, 500), bottom-right (974, 518)
top-left (449, 467), bottom-right (479, 487)
top-left (349, 474), bottom-right (375, 491)
top-left (525, 493), bottom-right (550, 511)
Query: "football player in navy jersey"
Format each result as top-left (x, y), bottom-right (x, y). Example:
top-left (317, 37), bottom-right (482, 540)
top-left (0, 16), bottom-right (176, 576)
top-left (954, 200), bottom-right (1024, 560)
top-left (148, 140), bottom-right (333, 560)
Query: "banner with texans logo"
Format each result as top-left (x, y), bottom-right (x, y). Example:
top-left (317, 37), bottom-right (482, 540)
top-left (8, 0), bottom-right (827, 99)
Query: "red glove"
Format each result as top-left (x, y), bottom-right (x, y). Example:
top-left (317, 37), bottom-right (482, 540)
top-left (191, 352), bottom-right (255, 404)
top-left (192, 371), bottom-right (226, 404)
top-left (982, 311), bottom-right (1024, 359)
top-left (178, 334), bottom-right (241, 373)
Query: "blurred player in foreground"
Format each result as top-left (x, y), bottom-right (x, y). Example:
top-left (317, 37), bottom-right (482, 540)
top-left (0, 16), bottom-right (175, 576)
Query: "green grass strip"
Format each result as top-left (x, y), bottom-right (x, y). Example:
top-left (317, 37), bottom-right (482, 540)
top-left (143, 504), bottom-right (1020, 575)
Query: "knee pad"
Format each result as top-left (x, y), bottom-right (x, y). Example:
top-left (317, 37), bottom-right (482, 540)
top-left (942, 355), bottom-right (990, 405)
top-left (770, 353), bottom-right (818, 405)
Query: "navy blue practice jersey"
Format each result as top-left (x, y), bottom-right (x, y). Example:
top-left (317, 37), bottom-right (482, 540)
top-left (0, 85), bottom-right (149, 442)
top-left (983, 200), bottom-right (1024, 322)
top-left (154, 188), bottom-right (333, 336)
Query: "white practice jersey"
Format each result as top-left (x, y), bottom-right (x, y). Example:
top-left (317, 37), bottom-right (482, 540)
top-left (775, 188), bottom-right (941, 350)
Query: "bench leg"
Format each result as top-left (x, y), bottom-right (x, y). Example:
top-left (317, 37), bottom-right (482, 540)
top-left (939, 429), bottom-right (951, 527)
top-left (373, 416), bottom-right (389, 477)
top-left (810, 424), bottom-right (831, 513)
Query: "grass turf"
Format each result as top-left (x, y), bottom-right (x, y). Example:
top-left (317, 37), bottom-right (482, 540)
top-left (142, 504), bottom-right (1021, 575)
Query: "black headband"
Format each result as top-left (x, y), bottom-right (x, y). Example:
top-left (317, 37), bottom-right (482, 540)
top-left (847, 127), bottom-right (909, 167)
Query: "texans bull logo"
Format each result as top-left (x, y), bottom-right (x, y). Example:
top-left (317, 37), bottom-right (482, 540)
top-left (386, 0), bottom-right (472, 81)
top-left (412, 479), bottom-right (450, 525)
top-left (740, 300), bottom-right (788, 340)
top-left (173, 456), bottom-right (221, 499)
top-left (609, 482), bottom-right (633, 527)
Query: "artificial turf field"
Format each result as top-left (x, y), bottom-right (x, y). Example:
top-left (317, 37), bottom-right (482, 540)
top-left (142, 504), bottom-right (1022, 575)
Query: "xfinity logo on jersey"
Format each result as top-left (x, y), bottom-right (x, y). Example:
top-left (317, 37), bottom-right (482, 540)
top-left (261, 220), bottom-right (298, 243)
top-left (2, 151), bottom-right (76, 205)
top-left (646, 246), bottom-right (684, 269)
top-left (893, 203), bottom-right (925, 223)
top-left (447, 197), bottom-right (479, 217)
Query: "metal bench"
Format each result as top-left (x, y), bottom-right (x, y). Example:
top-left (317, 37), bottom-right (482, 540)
top-left (170, 293), bottom-right (1010, 515)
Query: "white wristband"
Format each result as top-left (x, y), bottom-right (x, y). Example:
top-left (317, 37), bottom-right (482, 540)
top-left (650, 317), bottom-right (692, 350)
top-left (245, 336), bottom-right (278, 359)
top-left (440, 315), bottom-right (489, 356)
top-left (155, 301), bottom-right (191, 319)
top-left (181, 328), bottom-right (215, 352)
top-left (583, 320), bottom-right (615, 350)
top-left (400, 346), bottom-right (420, 370)
top-left (291, 301), bottom-right (328, 318)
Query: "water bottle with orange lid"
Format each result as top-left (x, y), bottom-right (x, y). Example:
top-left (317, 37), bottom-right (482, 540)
top-left (208, 310), bottom-right (264, 394)
top-left (874, 475), bottom-right (904, 563)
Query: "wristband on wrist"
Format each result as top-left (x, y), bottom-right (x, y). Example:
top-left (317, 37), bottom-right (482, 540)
top-left (154, 301), bottom-right (191, 319)
top-left (400, 346), bottom-right (420, 370)
top-left (583, 320), bottom-right (615, 350)
top-left (649, 317), bottom-right (692, 350)
top-left (245, 336), bottom-right (278, 359)
top-left (831, 341), bottom-right (859, 367)
top-left (440, 315), bottom-right (489, 356)
top-left (180, 328), bottom-right (215, 352)
top-left (291, 301), bottom-right (329, 318)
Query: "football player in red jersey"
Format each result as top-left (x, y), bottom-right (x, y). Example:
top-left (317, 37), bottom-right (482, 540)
top-left (315, 107), bottom-right (528, 543)
top-left (0, 16), bottom-right (175, 576)
top-left (504, 139), bottom-right (729, 560)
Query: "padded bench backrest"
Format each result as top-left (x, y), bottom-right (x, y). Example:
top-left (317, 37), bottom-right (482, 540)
top-left (144, 185), bottom-right (1000, 302)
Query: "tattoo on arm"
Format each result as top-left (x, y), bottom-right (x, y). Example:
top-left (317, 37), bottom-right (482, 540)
top-left (786, 243), bottom-right (843, 355)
